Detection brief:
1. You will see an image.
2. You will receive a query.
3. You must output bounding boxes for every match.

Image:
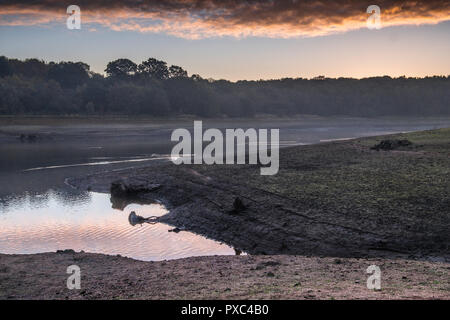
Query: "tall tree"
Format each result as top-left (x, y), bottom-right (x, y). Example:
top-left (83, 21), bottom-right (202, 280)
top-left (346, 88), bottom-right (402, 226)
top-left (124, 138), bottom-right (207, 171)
top-left (168, 65), bottom-right (188, 79)
top-left (105, 59), bottom-right (137, 77)
top-left (138, 58), bottom-right (169, 80)
top-left (191, 74), bottom-right (203, 82)
top-left (47, 62), bottom-right (90, 88)
top-left (0, 56), bottom-right (12, 77)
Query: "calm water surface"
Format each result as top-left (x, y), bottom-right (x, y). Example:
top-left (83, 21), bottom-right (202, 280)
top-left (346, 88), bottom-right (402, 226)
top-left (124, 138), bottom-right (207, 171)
top-left (0, 191), bottom-right (236, 261)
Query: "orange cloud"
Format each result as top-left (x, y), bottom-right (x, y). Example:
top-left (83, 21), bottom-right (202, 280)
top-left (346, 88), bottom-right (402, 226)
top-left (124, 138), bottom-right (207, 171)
top-left (0, 0), bottom-right (449, 39)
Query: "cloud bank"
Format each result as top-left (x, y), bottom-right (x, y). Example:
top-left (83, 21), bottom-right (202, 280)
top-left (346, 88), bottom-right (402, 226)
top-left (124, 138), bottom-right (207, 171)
top-left (1, 0), bottom-right (449, 39)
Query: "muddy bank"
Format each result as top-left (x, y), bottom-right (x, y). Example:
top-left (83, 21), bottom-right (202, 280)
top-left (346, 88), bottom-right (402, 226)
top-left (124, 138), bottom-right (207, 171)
top-left (0, 251), bottom-right (448, 299)
top-left (69, 128), bottom-right (450, 261)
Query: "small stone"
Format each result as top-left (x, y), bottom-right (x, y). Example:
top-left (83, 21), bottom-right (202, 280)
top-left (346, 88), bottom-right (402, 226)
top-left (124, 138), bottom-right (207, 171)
top-left (233, 197), bottom-right (246, 212)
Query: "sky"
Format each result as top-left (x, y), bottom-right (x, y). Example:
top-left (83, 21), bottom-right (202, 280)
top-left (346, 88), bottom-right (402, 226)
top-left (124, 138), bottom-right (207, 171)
top-left (0, 0), bottom-right (449, 81)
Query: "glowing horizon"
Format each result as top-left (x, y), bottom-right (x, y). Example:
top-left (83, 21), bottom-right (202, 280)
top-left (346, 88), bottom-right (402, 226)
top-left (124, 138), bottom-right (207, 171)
top-left (0, 0), bottom-right (449, 81)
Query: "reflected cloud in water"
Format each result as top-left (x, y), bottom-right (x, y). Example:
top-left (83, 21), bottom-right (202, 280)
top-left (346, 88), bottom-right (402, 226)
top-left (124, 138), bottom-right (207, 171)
top-left (0, 190), bottom-right (237, 261)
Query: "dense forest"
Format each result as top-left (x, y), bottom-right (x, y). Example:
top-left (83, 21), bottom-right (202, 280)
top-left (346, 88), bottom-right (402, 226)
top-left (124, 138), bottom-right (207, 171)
top-left (0, 56), bottom-right (449, 117)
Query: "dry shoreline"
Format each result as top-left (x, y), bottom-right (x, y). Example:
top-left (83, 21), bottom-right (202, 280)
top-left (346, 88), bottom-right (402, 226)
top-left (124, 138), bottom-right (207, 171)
top-left (68, 129), bottom-right (450, 261)
top-left (1, 128), bottom-right (449, 299)
top-left (0, 251), bottom-right (448, 299)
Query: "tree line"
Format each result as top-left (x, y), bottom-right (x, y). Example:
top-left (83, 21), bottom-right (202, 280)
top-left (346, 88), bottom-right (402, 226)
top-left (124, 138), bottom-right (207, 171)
top-left (0, 56), bottom-right (449, 117)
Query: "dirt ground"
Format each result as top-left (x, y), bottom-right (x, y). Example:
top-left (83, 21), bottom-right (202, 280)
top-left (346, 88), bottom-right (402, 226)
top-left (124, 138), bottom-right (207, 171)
top-left (0, 251), bottom-right (448, 299)
top-left (69, 128), bottom-right (450, 261)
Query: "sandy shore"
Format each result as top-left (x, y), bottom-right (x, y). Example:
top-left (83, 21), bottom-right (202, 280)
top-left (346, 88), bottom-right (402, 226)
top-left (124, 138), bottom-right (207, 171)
top-left (0, 251), bottom-right (448, 300)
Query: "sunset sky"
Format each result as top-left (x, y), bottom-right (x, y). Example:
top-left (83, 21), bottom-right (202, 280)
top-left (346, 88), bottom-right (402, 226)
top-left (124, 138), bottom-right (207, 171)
top-left (0, 0), bottom-right (449, 81)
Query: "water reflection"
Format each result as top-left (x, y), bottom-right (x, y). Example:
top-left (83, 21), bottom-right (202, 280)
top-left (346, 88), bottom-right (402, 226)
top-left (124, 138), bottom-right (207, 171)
top-left (0, 190), bottom-right (237, 261)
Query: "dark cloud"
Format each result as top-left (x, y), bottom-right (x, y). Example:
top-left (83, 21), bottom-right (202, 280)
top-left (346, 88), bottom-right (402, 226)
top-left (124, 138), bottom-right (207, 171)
top-left (1, 0), bottom-right (449, 38)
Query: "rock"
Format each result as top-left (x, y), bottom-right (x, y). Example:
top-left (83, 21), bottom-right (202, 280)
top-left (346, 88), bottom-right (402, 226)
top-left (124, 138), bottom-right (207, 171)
top-left (233, 197), bottom-right (247, 212)
top-left (110, 177), bottom-right (161, 197)
top-left (371, 139), bottom-right (412, 151)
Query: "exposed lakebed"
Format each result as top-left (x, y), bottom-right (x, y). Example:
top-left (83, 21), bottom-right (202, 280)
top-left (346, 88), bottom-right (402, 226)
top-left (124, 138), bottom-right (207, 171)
top-left (1, 117), bottom-right (450, 261)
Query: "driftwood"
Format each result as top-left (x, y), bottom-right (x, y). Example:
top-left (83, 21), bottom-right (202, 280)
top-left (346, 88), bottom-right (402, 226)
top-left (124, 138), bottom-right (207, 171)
top-left (128, 211), bottom-right (159, 226)
top-left (110, 177), bottom-right (161, 197)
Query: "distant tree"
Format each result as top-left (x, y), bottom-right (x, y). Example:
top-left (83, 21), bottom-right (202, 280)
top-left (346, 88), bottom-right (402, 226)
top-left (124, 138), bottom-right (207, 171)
top-left (6, 58), bottom-right (50, 78)
top-left (21, 58), bottom-right (50, 78)
top-left (138, 58), bottom-right (169, 80)
top-left (47, 62), bottom-right (90, 88)
top-left (1, 57), bottom-right (450, 118)
top-left (0, 56), bottom-right (12, 77)
top-left (191, 74), bottom-right (203, 82)
top-left (79, 80), bottom-right (107, 112)
top-left (168, 65), bottom-right (188, 79)
top-left (105, 59), bottom-right (137, 77)
top-left (84, 101), bottom-right (95, 114)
